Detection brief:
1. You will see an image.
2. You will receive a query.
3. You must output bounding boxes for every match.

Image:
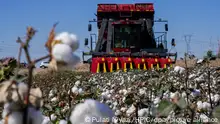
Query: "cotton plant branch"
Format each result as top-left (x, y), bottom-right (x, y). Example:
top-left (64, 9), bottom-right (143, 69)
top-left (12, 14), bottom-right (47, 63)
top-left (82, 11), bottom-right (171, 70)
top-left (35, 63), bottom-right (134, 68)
top-left (45, 22), bottom-right (59, 60)
top-left (184, 53), bottom-right (189, 104)
top-left (15, 26), bottom-right (50, 124)
top-left (206, 59), bottom-right (214, 119)
top-left (184, 53), bottom-right (196, 124)
top-left (17, 45), bottom-right (22, 68)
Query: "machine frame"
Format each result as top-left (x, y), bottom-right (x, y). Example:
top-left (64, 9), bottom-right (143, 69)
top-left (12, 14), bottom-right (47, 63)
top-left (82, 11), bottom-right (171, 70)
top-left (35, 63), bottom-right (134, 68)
top-left (82, 3), bottom-right (177, 73)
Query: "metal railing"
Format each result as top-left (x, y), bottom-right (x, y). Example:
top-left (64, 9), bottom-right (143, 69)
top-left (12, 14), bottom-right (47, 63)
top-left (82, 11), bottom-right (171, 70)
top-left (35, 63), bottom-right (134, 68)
top-left (154, 32), bottom-right (167, 49)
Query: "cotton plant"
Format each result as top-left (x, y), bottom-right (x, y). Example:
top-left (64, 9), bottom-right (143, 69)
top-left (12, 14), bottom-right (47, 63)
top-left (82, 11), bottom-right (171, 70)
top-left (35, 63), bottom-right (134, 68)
top-left (0, 24), bottom-right (87, 124)
top-left (0, 80), bottom-right (44, 124)
top-left (69, 99), bottom-right (114, 124)
top-left (45, 25), bottom-right (80, 71)
top-left (173, 66), bottom-right (185, 74)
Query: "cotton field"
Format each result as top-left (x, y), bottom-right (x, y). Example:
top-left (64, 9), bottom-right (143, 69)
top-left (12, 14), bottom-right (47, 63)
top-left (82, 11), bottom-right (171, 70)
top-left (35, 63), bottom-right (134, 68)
top-left (1, 27), bottom-right (220, 124)
top-left (0, 64), bottom-right (216, 124)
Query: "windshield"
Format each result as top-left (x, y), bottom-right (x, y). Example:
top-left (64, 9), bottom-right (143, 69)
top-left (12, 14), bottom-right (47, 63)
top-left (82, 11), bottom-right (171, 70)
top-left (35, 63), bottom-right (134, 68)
top-left (114, 24), bottom-right (140, 48)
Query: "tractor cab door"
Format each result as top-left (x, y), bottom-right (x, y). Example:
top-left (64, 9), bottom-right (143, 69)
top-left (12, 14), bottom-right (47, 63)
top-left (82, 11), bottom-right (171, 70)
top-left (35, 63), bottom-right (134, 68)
top-left (129, 25), bottom-right (141, 53)
top-left (113, 24), bottom-right (141, 52)
top-left (113, 26), bottom-right (130, 52)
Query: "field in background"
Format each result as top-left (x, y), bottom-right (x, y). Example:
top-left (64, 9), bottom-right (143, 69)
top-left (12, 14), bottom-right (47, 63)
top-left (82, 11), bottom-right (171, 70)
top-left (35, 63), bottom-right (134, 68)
top-left (175, 59), bottom-right (220, 67)
top-left (17, 59), bottom-right (220, 75)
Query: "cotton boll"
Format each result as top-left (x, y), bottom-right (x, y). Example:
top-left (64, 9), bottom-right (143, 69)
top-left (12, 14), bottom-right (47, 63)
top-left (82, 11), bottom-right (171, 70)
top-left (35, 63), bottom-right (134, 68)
top-left (75, 80), bottom-right (81, 86)
top-left (153, 97), bottom-right (160, 105)
top-left (138, 108), bottom-right (149, 117)
top-left (2, 106), bottom-right (43, 124)
top-left (138, 108), bottom-right (149, 124)
top-left (3, 111), bottom-right (23, 124)
top-left (101, 92), bottom-right (106, 96)
top-left (49, 91), bottom-right (54, 98)
top-left (54, 32), bottom-right (79, 52)
top-left (174, 66), bottom-right (185, 74)
top-left (69, 33), bottom-right (79, 52)
top-left (107, 94), bottom-right (111, 99)
top-left (50, 114), bottom-right (57, 121)
top-left (197, 101), bottom-right (203, 110)
top-left (189, 74), bottom-right (196, 79)
top-left (122, 89), bottom-right (128, 95)
top-left (110, 89), bottom-right (114, 94)
top-left (29, 87), bottom-right (43, 108)
top-left (105, 90), bottom-right (110, 94)
top-left (181, 92), bottom-right (187, 98)
top-left (51, 97), bottom-right (58, 102)
top-left (122, 97), bottom-right (126, 103)
top-left (195, 76), bottom-right (205, 82)
top-left (51, 44), bottom-right (80, 71)
top-left (52, 44), bottom-right (80, 66)
top-left (119, 90), bottom-right (123, 94)
top-left (126, 105), bottom-right (136, 116)
top-left (214, 94), bottom-right (220, 103)
top-left (78, 88), bottom-right (84, 94)
top-left (139, 88), bottom-right (146, 96)
top-left (59, 120), bottom-right (67, 124)
top-left (170, 92), bottom-right (180, 100)
top-left (170, 92), bottom-right (176, 99)
top-left (0, 120), bottom-right (4, 124)
top-left (112, 106), bottom-right (117, 111)
top-left (120, 107), bottom-right (127, 112)
top-left (101, 92), bottom-right (110, 99)
top-left (2, 103), bottom-right (10, 118)
top-left (14, 82), bottom-right (28, 101)
top-left (71, 86), bottom-right (79, 94)
top-left (42, 116), bottom-right (50, 124)
top-left (115, 110), bottom-right (121, 116)
top-left (0, 81), bottom-right (28, 103)
top-left (200, 114), bottom-right (209, 123)
top-left (106, 100), bottom-right (112, 105)
top-left (8, 82), bottom-right (28, 104)
top-left (113, 101), bottom-right (118, 107)
top-left (69, 99), bottom-right (114, 124)
top-left (202, 102), bottom-right (211, 110)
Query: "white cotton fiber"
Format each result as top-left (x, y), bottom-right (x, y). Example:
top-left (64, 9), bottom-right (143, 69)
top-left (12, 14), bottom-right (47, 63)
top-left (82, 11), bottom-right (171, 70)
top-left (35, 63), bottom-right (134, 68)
top-left (54, 32), bottom-right (79, 52)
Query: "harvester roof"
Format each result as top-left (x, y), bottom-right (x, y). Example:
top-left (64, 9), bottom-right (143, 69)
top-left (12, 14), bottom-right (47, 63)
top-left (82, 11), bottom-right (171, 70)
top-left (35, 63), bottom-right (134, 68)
top-left (97, 3), bottom-right (154, 12)
top-left (96, 3), bottom-right (155, 28)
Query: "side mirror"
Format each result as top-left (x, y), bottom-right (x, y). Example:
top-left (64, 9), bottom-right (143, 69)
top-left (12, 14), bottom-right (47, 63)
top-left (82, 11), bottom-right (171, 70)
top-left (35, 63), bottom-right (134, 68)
top-left (84, 38), bottom-right (88, 46)
top-left (165, 24), bottom-right (168, 31)
top-left (171, 38), bottom-right (175, 46)
top-left (88, 24), bottom-right (92, 31)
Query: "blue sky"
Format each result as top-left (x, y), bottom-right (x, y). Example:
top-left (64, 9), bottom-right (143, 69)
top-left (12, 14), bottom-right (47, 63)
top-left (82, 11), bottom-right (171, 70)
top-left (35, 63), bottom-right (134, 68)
top-left (0, 0), bottom-right (220, 66)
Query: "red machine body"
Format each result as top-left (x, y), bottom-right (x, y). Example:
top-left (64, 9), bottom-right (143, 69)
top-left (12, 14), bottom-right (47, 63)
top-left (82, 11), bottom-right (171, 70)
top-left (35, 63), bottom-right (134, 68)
top-left (83, 3), bottom-right (177, 73)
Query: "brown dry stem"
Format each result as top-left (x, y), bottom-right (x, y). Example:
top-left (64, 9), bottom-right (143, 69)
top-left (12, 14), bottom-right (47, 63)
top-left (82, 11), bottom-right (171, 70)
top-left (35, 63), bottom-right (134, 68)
top-left (16, 27), bottom-right (50, 124)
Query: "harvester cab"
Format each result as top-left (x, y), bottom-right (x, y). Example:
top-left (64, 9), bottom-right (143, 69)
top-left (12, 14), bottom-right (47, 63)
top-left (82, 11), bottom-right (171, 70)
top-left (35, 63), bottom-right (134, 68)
top-left (82, 3), bottom-right (177, 73)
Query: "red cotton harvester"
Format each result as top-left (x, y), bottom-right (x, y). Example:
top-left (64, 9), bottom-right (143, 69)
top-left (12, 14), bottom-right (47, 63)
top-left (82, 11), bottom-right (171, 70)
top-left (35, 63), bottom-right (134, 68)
top-left (82, 3), bottom-right (177, 73)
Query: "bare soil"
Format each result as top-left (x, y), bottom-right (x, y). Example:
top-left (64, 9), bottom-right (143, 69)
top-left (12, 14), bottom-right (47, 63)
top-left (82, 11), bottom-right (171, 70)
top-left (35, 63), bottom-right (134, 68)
top-left (174, 59), bottom-right (220, 68)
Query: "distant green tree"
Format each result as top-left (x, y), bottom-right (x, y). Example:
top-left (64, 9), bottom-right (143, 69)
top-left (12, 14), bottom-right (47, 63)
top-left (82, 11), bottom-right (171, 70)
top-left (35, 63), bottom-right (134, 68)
top-left (207, 50), bottom-right (213, 58)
